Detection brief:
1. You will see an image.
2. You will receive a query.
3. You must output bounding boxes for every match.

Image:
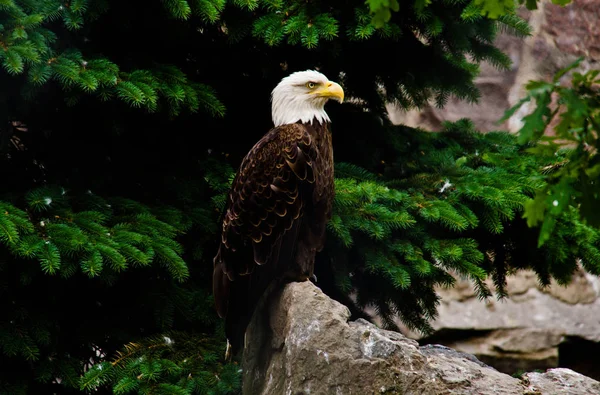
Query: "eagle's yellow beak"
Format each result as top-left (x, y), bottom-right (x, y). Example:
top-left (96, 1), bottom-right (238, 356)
top-left (315, 81), bottom-right (344, 103)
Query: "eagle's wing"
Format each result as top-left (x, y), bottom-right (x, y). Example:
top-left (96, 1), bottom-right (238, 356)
top-left (212, 123), bottom-right (318, 320)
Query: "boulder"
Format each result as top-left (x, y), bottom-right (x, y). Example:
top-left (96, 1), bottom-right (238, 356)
top-left (523, 368), bottom-right (600, 395)
top-left (427, 268), bottom-right (600, 343)
top-left (241, 281), bottom-right (600, 394)
top-left (385, 268), bottom-right (600, 377)
top-left (442, 328), bottom-right (563, 375)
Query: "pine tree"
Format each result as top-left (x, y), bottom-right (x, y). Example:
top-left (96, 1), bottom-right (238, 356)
top-left (0, 0), bottom-right (596, 393)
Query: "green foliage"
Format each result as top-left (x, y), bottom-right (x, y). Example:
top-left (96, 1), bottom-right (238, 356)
top-left (1, 187), bottom-right (189, 280)
top-left (0, 0), bottom-right (533, 117)
top-left (0, 183), bottom-right (235, 393)
top-left (474, 0), bottom-right (516, 19)
top-left (365, 0), bottom-right (573, 24)
top-left (367, 0), bottom-right (399, 28)
top-left (81, 332), bottom-right (240, 394)
top-left (501, 58), bottom-right (600, 246)
top-left (0, 0), bottom-right (224, 116)
top-left (517, 0), bottom-right (573, 11)
top-left (326, 119), bottom-right (600, 331)
top-left (0, 186), bottom-right (215, 391)
top-left (251, 8), bottom-right (339, 48)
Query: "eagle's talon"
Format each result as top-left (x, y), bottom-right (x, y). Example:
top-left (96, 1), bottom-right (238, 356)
top-left (225, 339), bottom-right (232, 362)
top-left (310, 274), bottom-right (318, 283)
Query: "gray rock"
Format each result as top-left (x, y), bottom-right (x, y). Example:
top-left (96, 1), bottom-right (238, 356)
top-left (443, 329), bottom-right (563, 376)
top-left (429, 269), bottom-right (600, 343)
top-left (241, 281), bottom-right (600, 394)
top-left (384, 268), bottom-right (600, 376)
top-left (523, 368), bottom-right (600, 395)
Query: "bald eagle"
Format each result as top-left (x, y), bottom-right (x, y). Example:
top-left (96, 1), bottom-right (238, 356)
top-left (213, 70), bottom-right (344, 359)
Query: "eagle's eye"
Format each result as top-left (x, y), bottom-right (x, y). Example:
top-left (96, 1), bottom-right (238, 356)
top-left (306, 82), bottom-right (316, 89)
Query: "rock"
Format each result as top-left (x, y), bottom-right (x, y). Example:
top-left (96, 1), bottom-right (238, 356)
top-left (443, 329), bottom-right (563, 375)
top-left (544, 267), bottom-right (600, 305)
top-left (433, 267), bottom-right (600, 306)
top-left (544, 0), bottom-right (600, 61)
top-left (393, 267), bottom-right (600, 378)
top-left (241, 281), bottom-right (600, 394)
top-left (523, 368), bottom-right (600, 395)
top-left (400, 268), bottom-right (600, 341)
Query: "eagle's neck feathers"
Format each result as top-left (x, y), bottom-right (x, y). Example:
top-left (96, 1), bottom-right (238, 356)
top-left (271, 94), bottom-right (330, 127)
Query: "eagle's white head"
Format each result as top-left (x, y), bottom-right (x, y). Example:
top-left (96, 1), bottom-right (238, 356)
top-left (271, 70), bottom-right (344, 127)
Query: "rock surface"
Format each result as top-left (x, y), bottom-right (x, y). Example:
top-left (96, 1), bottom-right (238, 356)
top-left (441, 328), bottom-right (563, 375)
top-left (385, 267), bottom-right (600, 377)
top-left (424, 268), bottom-right (600, 343)
top-left (523, 368), bottom-right (600, 395)
top-left (241, 281), bottom-right (600, 394)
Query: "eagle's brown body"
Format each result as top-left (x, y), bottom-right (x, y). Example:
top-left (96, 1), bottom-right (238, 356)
top-left (212, 119), bottom-right (334, 357)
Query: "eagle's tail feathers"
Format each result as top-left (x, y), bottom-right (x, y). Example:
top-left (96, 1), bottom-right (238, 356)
top-left (213, 257), bottom-right (230, 319)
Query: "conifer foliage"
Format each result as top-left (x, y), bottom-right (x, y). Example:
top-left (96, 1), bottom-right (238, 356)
top-left (0, 184), bottom-right (232, 393)
top-left (0, 0), bottom-right (597, 393)
top-left (2, 187), bottom-right (190, 279)
top-left (327, 119), bottom-right (600, 331)
top-left (81, 331), bottom-right (240, 394)
top-left (0, 0), bottom-right (224, 116)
